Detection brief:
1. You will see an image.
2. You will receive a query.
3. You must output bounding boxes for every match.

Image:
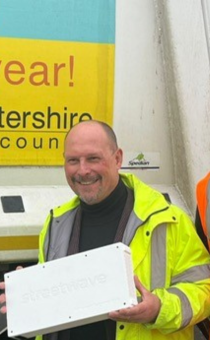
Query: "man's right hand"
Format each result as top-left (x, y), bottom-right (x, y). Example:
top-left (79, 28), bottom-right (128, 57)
top-left (0, 266), bottom-right (23, 314)
top-left (0, 281), bottom-right (6, 314)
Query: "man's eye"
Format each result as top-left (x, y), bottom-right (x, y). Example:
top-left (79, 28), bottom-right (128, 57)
top-left (67, 159), bottom-right (78, 164)
top-left (89, 157), bottom-right (99, 162)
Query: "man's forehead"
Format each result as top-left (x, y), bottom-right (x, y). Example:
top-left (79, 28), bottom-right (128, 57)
top-left (64, 142), bottom-right (112, 157)
top-left (66, 127), bottom-right (108, 146)
top-left (68, 151), bottom-right (102, 157)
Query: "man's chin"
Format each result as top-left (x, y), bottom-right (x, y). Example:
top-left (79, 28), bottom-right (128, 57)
top-left (79, 194), bottom-right (99, 205)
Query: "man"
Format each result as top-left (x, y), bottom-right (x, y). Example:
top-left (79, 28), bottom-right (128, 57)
top-left (196, 172), bottom-right (210, 251)
top-left (1, 120), bottom-right (210, 340)
top-left (195, 172), bottom-right (210, 340)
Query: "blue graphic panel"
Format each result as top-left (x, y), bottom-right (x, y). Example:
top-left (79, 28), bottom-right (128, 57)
top-left (0, 0), bottom-right (115, 43)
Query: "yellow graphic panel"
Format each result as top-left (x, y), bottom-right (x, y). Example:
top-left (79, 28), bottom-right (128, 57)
top-left (0, 38), bottom-right (114, 165)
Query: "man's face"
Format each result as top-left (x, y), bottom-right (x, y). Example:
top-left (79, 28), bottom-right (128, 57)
top-left (64, 123), bottom-right (122, 205)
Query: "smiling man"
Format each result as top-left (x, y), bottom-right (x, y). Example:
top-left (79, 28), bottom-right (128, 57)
top-left (1, 120), bottom-right (210, 340)
top-left (64, 121), bottom-right (122, 205)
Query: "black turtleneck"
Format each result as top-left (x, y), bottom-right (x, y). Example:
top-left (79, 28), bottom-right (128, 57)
top-left (58, 179), bottom-right (128, 340)
top-left (79, 178), bottom-right (128, 252)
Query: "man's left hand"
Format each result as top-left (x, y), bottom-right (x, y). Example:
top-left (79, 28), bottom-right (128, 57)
top-left (109, 275), bottom-right (161, 324)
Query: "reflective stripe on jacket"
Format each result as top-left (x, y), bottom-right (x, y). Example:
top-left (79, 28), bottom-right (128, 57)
top-left (196, 172), bottom-right (210, 250)
top-left (36, 173), bottom-right (210, 340)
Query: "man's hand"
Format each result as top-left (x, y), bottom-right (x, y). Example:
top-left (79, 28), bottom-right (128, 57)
top-left (0, 281), bottom-right (6, 314)
top-left (109, 275), bottom-right (161, 324)
top-left (0, 266), bottom-right (23, 314)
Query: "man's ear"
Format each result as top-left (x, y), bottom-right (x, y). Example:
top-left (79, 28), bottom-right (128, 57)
top-left (115, 148), bottom-right (123, 169)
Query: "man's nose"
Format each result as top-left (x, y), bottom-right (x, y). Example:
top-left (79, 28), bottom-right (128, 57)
top-left (78, 160), bottom-right (90, 174)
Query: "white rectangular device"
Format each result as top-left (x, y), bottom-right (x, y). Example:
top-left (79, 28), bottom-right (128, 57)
top-left (5, 242), bottom-right (137, 338)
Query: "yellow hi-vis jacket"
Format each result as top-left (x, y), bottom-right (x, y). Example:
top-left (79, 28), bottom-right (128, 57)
top-left (36, 173), bottom-right (210, 340)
